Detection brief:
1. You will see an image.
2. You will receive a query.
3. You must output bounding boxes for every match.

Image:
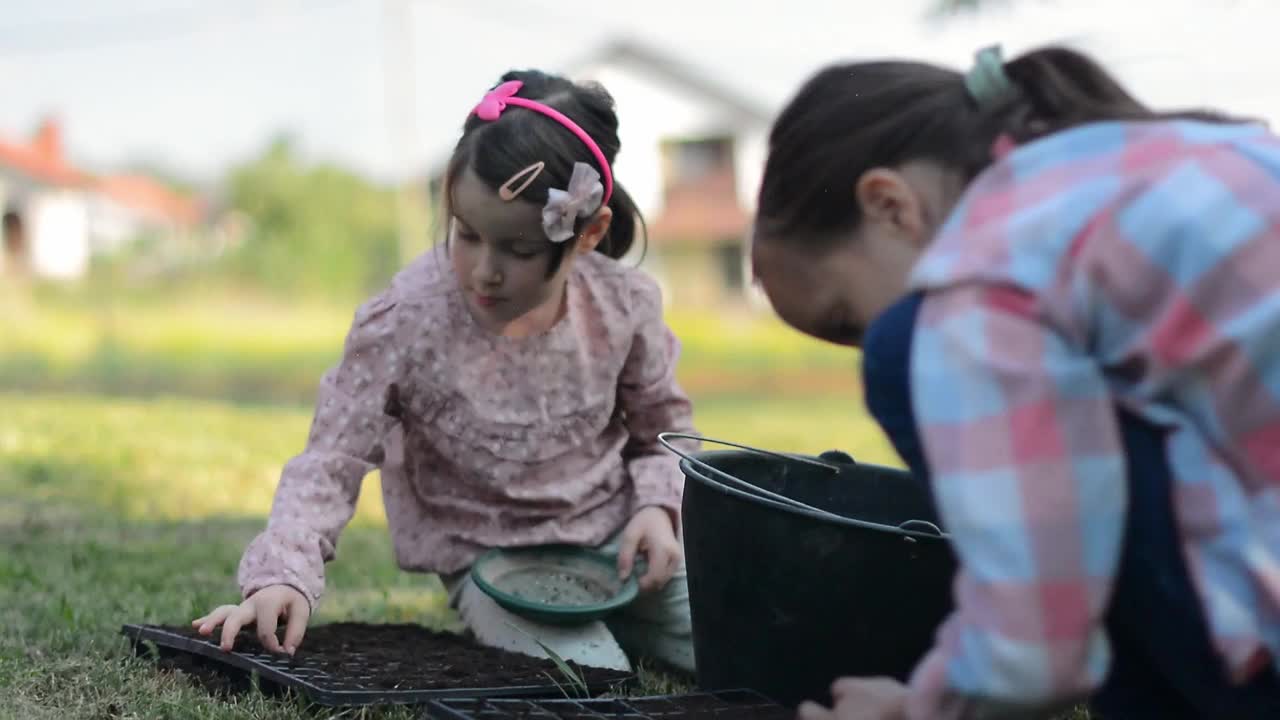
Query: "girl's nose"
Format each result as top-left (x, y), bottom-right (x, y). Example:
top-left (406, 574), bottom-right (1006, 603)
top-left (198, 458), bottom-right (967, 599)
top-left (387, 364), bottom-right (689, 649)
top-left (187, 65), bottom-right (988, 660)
top-left (475, 253), bottom-right (502, 287)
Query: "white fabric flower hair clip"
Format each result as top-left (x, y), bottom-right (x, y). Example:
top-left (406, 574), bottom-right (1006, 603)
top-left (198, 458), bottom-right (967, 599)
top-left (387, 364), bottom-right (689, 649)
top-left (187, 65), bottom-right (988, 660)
top-left (540, 162), bottom-right (605, 243)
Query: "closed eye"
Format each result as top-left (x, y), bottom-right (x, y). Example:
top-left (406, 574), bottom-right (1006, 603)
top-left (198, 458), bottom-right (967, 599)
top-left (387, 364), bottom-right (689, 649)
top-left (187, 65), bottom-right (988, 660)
top-left (501, 240), bottom-right (546, 260)
top-left (452, 222), bottom-right (480, 244)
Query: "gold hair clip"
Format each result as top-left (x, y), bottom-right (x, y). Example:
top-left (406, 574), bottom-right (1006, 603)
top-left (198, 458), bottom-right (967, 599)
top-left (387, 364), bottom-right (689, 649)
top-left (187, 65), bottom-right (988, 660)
top-left (498, 161), bottom-right (545, 201)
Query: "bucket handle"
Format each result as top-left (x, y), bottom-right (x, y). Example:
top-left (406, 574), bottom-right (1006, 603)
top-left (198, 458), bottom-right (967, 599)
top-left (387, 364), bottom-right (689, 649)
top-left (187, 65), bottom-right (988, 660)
top-left (658, 432), bottom-right (949, 539)
top-left (658, 432), bottom-right (861, 524)
top-left (897, 519), bottom-right (944, 536)
top-left (660, 427), bottom-right (849, 517)
top-left (658, 432), bottom-right (844, 473)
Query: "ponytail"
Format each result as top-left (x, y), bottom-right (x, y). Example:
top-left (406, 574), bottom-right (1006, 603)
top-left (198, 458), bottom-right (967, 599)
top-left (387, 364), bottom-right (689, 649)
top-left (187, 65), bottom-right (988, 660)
top-left (997, 46), bottom-right (1242, 144)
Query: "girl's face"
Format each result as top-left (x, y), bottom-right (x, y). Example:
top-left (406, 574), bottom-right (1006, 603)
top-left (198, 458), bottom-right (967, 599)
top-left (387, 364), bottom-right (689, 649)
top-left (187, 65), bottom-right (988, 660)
top-left (449, 167), bottom-right (610, 335)
top-left (751, 161), bottom-right (962, 346)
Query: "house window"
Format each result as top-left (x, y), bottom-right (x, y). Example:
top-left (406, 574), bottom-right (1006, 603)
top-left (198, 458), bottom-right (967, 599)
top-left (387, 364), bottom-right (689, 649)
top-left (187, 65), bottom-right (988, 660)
top-left (663, 137), bottom-right (734, 186)
top-left (3, 211), bottom-right (25, 273)
top-left (715, 241), bottom-right (744, 292)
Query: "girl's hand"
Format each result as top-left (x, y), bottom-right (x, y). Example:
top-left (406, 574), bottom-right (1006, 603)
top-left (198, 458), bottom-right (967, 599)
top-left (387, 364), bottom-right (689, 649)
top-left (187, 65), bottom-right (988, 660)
top-left (192, 584), bottom-right (310, 655)
top-left (797, 677), bottom-right (909, 720)
top-left (617, 506), bottom-right (682, 593)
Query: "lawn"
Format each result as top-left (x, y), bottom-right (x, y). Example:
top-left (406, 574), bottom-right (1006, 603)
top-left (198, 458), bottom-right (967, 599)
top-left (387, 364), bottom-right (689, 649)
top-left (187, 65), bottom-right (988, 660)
top-left (0, 379), bottom-right (896, 718)
top-left (0, 285), bottom-right (869, 407)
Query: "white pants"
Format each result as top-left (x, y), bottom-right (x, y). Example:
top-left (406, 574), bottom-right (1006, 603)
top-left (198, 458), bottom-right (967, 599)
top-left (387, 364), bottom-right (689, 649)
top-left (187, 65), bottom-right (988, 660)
top-left (442, 531), bottom-right (694, 674)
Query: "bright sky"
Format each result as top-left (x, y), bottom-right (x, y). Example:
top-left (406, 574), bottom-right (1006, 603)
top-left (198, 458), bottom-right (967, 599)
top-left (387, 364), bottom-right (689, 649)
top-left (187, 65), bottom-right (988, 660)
top-left (2, 0), bottom-right (1277, 185)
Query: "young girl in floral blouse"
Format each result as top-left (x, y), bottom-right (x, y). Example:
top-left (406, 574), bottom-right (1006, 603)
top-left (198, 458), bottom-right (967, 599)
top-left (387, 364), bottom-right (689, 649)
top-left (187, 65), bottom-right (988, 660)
top-left (192, 69), bottom-right (698, 674)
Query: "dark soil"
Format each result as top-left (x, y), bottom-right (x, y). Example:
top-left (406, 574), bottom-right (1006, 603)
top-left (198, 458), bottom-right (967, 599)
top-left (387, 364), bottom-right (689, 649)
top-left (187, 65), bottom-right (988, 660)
top-left (152, 622), bottom-right (631, 695)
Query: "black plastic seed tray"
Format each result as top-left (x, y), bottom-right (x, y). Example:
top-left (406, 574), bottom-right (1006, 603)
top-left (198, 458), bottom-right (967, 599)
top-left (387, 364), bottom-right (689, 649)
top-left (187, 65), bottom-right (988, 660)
top-left (121, 623), bottom-right (631, 707)
top-left (426, 689), bottom-right (792, 719)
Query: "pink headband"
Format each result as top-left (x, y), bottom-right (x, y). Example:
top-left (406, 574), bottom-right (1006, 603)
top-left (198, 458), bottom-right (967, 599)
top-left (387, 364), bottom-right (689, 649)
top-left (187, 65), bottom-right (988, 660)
top-left (472, 80), bottom-right (614, 206)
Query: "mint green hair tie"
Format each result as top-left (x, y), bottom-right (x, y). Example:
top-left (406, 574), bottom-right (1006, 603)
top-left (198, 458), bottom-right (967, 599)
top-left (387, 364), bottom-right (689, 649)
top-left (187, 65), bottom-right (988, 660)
top-left (964, 45), bottom-right (1015, 108)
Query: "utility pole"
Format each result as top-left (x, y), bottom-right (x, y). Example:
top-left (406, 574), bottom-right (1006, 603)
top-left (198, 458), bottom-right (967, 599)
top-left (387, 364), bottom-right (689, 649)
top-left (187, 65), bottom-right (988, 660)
top-left (381, 0), bottom-right (425, 264)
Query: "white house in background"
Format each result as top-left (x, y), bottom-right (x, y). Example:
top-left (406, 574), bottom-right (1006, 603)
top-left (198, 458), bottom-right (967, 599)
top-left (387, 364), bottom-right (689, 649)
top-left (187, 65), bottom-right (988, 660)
top-left (0, 118), bottom-right (203, 281)
top-left (566, 40), bottom-right (773, 310)
top-left (0, 120), bottom-right (90, 279)
top-left (429, 39), bottom-right (776, 309)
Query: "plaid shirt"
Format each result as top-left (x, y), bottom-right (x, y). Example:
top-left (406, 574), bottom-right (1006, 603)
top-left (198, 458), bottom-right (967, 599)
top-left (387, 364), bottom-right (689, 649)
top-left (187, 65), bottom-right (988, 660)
top-left (904, 120), bottom-right (1280, 719)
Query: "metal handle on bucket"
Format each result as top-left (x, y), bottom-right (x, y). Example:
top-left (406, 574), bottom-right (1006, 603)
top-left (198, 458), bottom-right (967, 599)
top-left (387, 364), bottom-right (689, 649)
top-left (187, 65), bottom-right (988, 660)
top-left (657, 432), bottom-right (857, 524)
top-left (659, 433), bottom-right (949, 539)
top-left (897, 519), bottom-right (943, 536)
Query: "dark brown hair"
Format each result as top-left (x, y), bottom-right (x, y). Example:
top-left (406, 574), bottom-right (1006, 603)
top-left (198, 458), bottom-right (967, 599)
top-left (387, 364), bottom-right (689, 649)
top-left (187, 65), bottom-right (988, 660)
top-left (444, 69), bottom-right (645, 275)
top-left (755, 46), bottom-right (1241, 250)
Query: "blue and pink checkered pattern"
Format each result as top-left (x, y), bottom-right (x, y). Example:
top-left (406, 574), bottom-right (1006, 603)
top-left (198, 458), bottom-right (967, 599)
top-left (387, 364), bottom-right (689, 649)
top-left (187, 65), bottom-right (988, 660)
top-left (903, 119), bottom-right (1280, 719)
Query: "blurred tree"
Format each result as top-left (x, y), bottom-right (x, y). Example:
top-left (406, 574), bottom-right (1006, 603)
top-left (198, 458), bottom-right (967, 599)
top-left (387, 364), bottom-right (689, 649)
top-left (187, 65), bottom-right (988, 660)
top-left (220, 135), bottom-right (409, 299)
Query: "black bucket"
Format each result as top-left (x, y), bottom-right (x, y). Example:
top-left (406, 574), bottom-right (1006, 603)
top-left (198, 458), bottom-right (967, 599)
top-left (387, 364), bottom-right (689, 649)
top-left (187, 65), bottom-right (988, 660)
top-left (660, 434), bottom-right (958, 708)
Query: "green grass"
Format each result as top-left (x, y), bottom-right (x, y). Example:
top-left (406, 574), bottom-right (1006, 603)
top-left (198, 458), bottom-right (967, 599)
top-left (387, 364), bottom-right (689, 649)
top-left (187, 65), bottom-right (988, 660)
top-left (0, 389), bottom-right (900, 719)
top-left (0, 394), bottom-right (446, 718)
top-left (0, 285), bottom-right (863, 405)
top-left (2, 513), bottom-right (440, 720)
top-left (0, 391), bottom-right (897, 524)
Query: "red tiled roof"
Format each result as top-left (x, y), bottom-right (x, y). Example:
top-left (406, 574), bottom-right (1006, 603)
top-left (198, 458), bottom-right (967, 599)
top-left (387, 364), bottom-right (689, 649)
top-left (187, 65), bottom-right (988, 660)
top-left (96, 174), bottom-right (203, 227)
top-left (0, 120), bottom-right (88, 187)
top-left (0, 118), bottom-right (201, 226)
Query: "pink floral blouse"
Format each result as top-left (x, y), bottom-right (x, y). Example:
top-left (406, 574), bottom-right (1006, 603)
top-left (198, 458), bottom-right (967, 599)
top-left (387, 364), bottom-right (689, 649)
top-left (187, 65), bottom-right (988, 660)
top-left (237, 246), bottom-right (698, 608)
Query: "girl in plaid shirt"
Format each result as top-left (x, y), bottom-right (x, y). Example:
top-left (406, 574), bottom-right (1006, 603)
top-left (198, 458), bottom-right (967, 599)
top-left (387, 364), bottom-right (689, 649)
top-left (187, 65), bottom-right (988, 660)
top-left (752, 45), bottom-right (1280, 719)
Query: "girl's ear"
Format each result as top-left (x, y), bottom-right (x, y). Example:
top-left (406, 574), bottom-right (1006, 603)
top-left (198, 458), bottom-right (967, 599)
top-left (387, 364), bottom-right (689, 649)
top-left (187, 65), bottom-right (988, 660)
top-left (573, 206), bottom-right (613, 256)
top-left (854, 168), bottom-right (928, 248)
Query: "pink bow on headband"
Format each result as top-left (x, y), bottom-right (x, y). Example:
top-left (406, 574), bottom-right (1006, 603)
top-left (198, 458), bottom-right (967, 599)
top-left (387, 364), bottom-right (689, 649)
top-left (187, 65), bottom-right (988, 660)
top-left (473, 80), bottom-right (523, 121)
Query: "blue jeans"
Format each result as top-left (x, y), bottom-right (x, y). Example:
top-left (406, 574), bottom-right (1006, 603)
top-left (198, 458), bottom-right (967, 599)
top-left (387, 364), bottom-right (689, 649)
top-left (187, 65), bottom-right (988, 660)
top-left (860, 292), bottom-right (1280, 719)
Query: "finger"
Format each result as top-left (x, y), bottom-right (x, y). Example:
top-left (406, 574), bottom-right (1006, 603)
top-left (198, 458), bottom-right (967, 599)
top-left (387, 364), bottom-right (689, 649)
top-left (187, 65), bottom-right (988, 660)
top-left (659, 542), bottom-right (682, 585)
top-left (832, 677), bottom-right (863, 699)
top-left (617, 526), bottom-right (644, 580)
top-left (256, 600), bottom-right (285, 654)
top-left (196, 605), bottom-right (236, 636)
top-left (640, 544), bottom-right (673, 593)
top-left (669, 543), bottom-right (684, 570)
top-left (796, 701), bottom-right (835, 720)
top-left (665, 542), bottom-right (682, 576)
top-left (219, 605), bottom-right (254, 652)
top-left (642, 549), bottom-right (665, 592)
top-left (197, 605), bottom-right (236, 629)
top-left (282, 596), bottom-right (310, 655)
